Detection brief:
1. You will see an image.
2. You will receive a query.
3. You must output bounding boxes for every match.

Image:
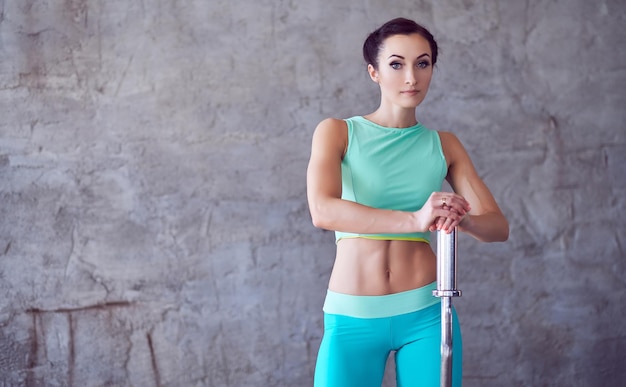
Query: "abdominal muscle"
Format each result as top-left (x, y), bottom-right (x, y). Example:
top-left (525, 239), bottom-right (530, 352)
top-left (328, 238), bottom-right (437, 296)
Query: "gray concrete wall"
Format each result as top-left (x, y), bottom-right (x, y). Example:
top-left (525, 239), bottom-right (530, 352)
top-left (0, 0), bottom-right (624, 386)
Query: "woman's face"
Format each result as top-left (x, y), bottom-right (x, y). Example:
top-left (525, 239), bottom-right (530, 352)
top-left (368, 33), bottom-right (434, 109)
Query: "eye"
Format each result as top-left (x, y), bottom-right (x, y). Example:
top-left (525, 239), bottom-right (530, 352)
top-left (417, 60), bottom-right (431, 69)
top-left (390, 62), bottom-right (402, 70)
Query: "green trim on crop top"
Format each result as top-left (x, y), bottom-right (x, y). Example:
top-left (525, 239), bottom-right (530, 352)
top-left (336, 116), bottom-right (448, 243)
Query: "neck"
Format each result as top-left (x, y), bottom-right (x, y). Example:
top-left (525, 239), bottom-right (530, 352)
top-left (364, 107), bottom-right (418, 129)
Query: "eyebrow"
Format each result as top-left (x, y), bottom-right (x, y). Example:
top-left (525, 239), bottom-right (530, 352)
top-left (387, 53), bottom-right (431, 60)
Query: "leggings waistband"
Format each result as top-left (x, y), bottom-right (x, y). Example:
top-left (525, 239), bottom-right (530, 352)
top-left (322, 282), bottom-right (439, 319)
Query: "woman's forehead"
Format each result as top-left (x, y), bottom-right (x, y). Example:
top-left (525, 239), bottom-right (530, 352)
top-left (380, 34), bottom-right (431, 57)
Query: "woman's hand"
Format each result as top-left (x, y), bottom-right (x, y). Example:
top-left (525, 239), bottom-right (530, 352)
top-left (414, 192), bottom-right (471, 234)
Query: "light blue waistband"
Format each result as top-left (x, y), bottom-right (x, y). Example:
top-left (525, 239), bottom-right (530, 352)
top-left (323, 282), bottom-right (440, 319)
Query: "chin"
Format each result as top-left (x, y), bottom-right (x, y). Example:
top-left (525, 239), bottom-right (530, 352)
top-left (400, 101), bottom-right (424, 109)
top-left (398, 96), bottom-right (426, 109)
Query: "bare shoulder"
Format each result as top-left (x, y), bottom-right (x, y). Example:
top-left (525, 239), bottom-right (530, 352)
top-left (315, 117), bottom-right (348, 134)
top-left (437, 130), bottom-right (462, 148)
top-left (437, 130), bottom-right (469, 165)
top-left (312, 118), bottom-right (348, 154)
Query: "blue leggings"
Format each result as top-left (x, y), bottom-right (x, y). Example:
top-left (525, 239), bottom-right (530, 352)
top-left (314, 285), bottom-right (463, 387)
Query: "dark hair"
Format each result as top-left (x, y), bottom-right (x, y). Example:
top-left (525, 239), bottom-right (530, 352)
top-left (363, 18), bottom-right (438, 69)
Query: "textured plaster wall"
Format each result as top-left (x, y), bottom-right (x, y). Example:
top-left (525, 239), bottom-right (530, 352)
top-left (0, 0), bottom-right (624, 386)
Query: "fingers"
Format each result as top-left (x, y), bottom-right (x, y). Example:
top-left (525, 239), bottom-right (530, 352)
top-left (433, 192), bottom-right (469, 233)
top-left (423, 192), bottom-right (471, 233)
top-left (437, 193), bottom-right (470, 215)
top-left (434, 210), bottom-right (462, 233)
top-left (441, 211), bottom-right (457, 233)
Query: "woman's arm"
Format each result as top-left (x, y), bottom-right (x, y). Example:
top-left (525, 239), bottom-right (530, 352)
top-left (440, 131), bottom-right (509, 242)
top-left (306, 119), bottom-right (469, 234)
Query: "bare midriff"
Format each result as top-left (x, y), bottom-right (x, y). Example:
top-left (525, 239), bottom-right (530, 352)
top-left (328, 238), bottom-right (437, 296)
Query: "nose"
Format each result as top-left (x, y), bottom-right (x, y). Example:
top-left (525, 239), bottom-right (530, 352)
top-left (405, 69), bottom-right (417, 85)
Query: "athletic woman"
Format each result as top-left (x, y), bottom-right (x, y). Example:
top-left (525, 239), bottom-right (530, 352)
top-left (306, 17), bottom-right (509, 386)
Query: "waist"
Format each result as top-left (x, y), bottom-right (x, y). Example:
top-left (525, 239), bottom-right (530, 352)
top-left (329, 238), bottom-right (436, 295)
top-left (323, 281), bottom-right (439, 318)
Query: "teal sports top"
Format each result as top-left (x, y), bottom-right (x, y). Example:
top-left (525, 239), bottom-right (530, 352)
top-left (336, 116), bottom-right (448, 243)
